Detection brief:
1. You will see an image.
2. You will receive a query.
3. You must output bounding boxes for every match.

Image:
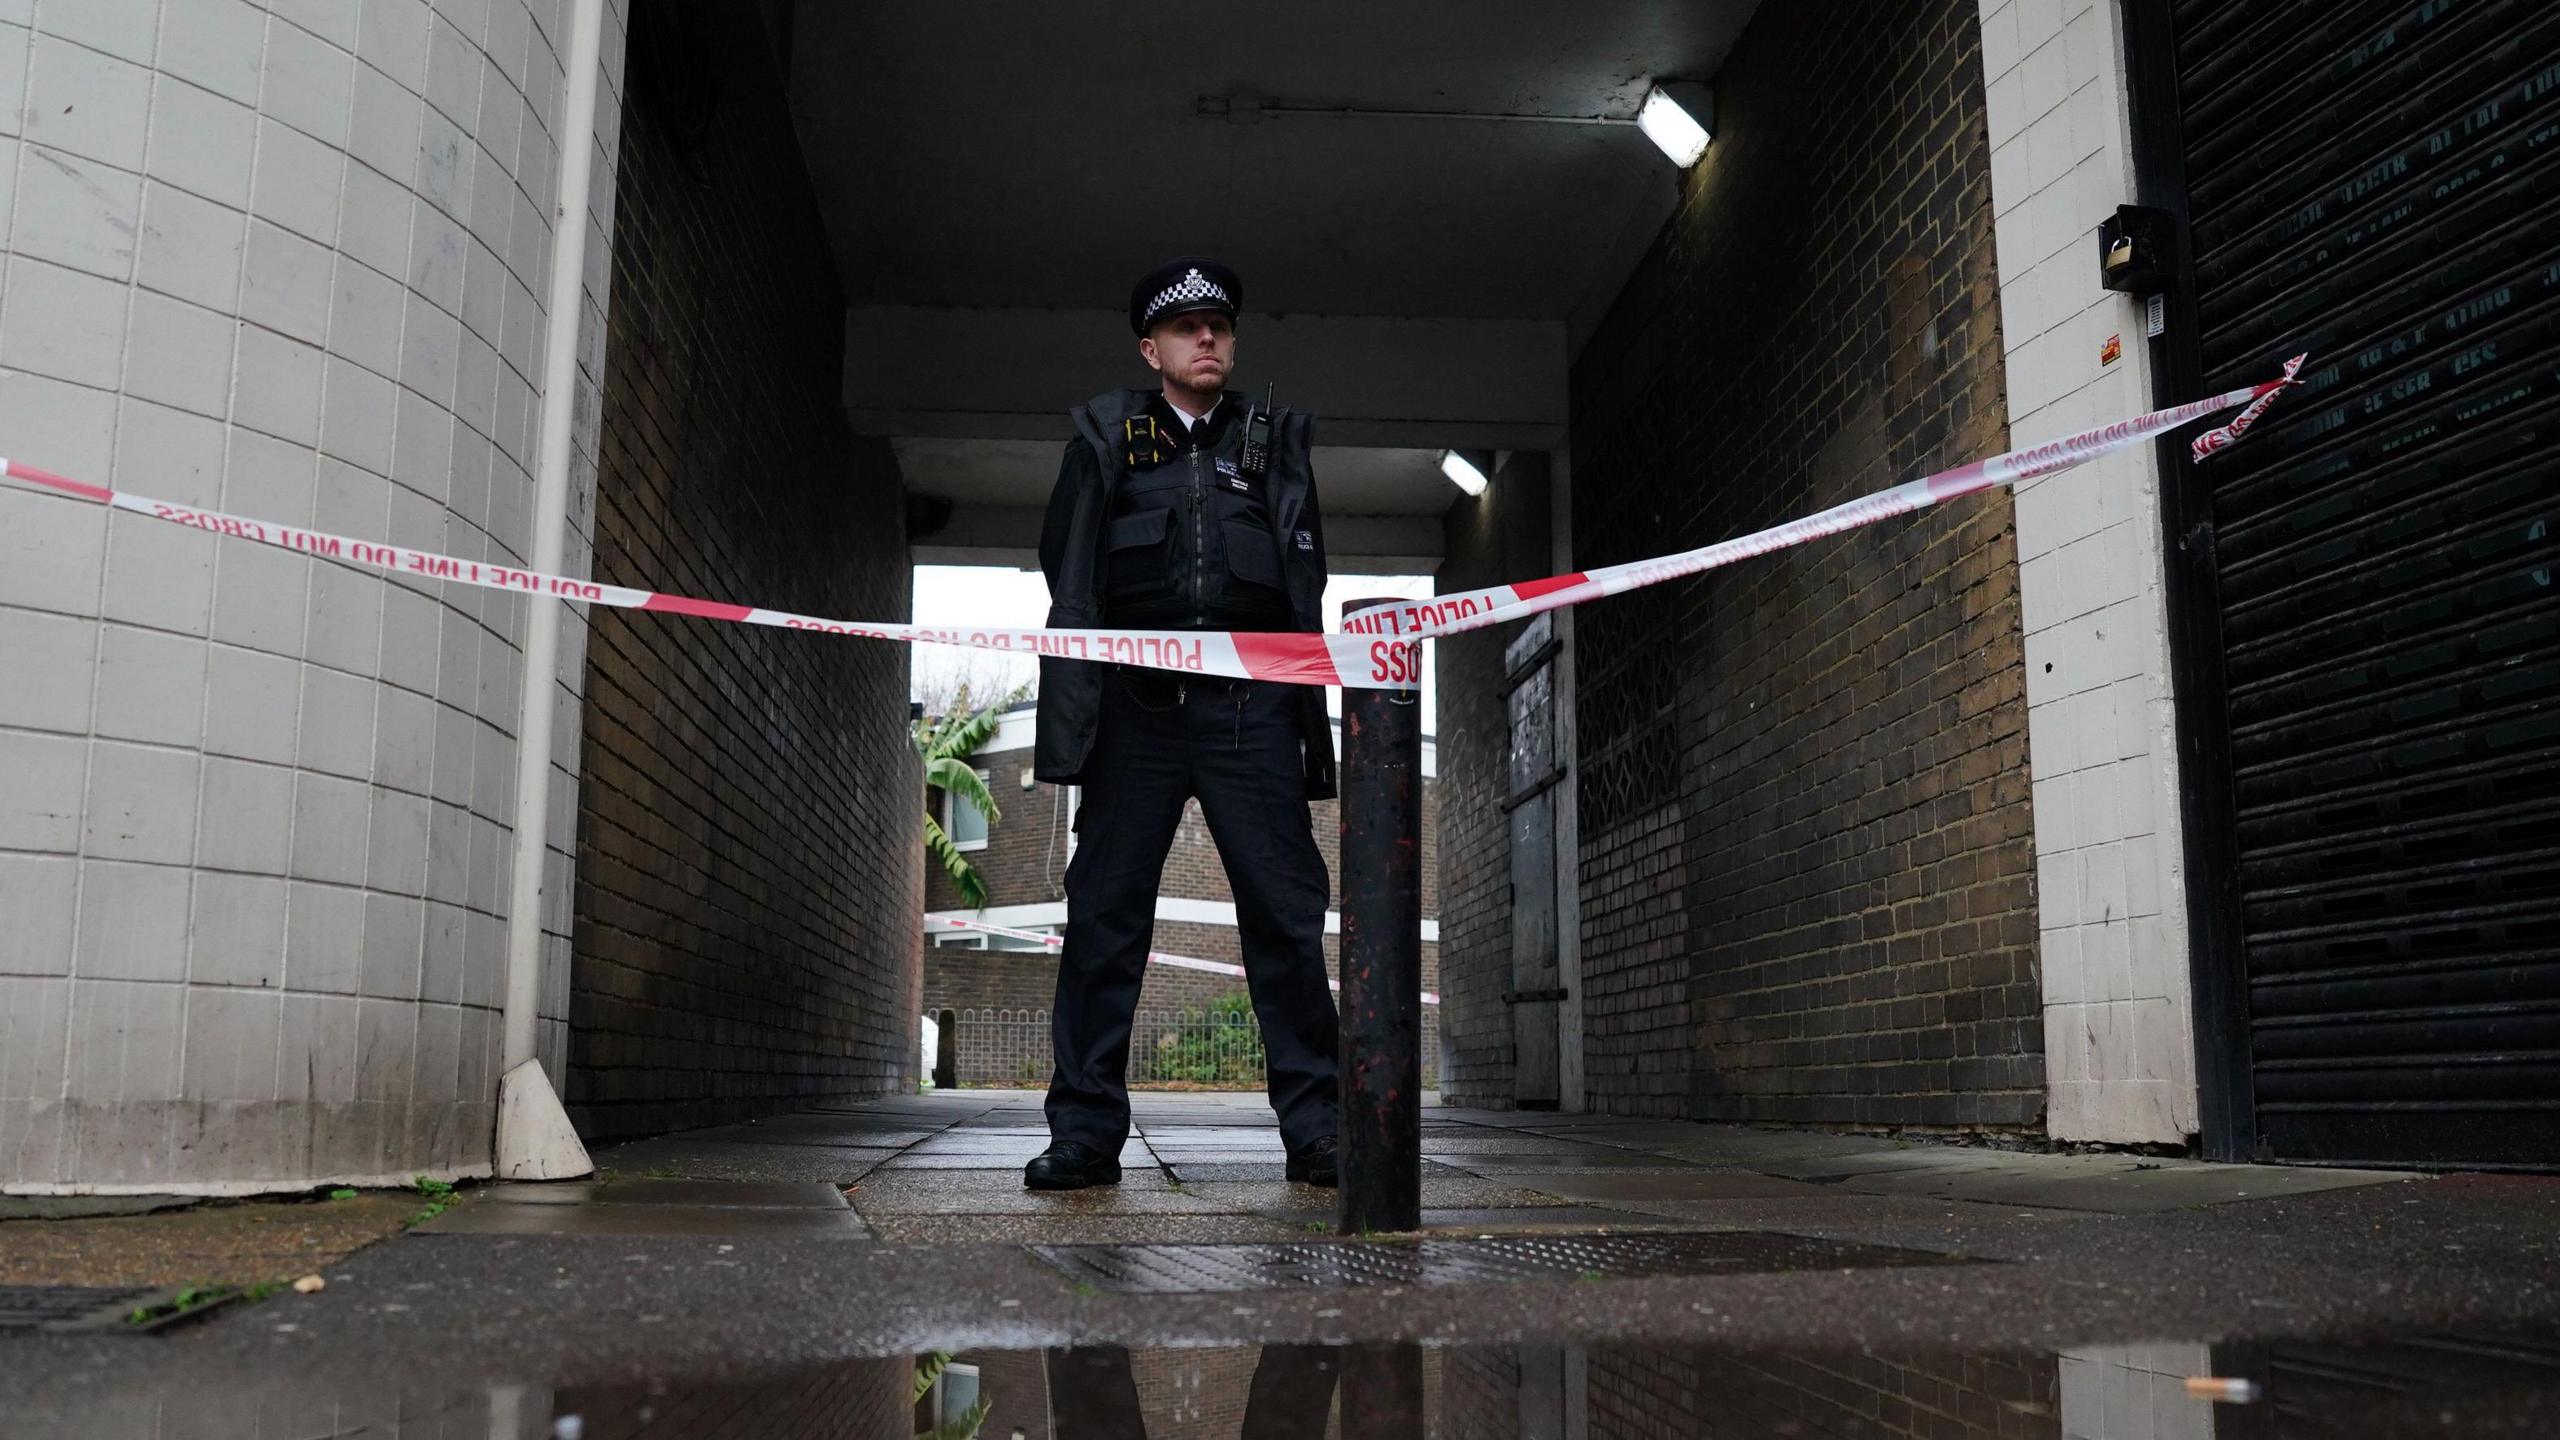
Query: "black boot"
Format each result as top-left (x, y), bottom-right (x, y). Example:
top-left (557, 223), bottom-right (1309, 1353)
top-left (1025, 1139), bottom-right (1122, 1191)
top-left (1285, 1135), bottom-right (1339, 1187)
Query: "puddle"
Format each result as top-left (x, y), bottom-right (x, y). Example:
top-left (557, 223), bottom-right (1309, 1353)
top-left (20, 1331), bottom-right (2560, 1436)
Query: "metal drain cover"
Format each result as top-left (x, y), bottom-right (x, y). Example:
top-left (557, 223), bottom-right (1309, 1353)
top-left (0, 1285), bottom-right (161, 1333)
top-left (1030, 1230), bottom-right (1974, 1295)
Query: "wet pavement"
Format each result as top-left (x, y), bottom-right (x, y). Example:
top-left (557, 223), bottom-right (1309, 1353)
top-left (7, 1090), bottom-right (2560, 1434)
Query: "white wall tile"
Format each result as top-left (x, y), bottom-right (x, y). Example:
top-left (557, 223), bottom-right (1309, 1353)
top-left (203, 644), bottom-right (302, 763)
top-left (263, 14), bottom-right (358, 146)
top-left (93, 623), bottom-right (208, 746)
top-left (250, 118), bottom-right (348, 247)
top-left (189, 870), bottom-right (287, 987)
top-left (284, 880), bottom-right (365, 993)
top-left (357, 0), bottom-right (433, 87)
top-left (120, 291), bottom-right (232, 417)
top-left (0, 729), bottom-right (87, 852)
top-left (198, 755), bottom-right (296, 875)
top-left (0, 608), bottom-right (98, 732)
top-left (142, 77), bottom-right (256, 208)
top-left (0, 485), bottom-right (108, 612)
top-left (181, 986), bottom-right (282, 1101)
top-left (155, 0), bottom-right (267, 107)
top-left (24, 35), bottom-right (154, 171)
top-left (240, 218), bottom-right (336, 344)
top-left (298, 663), bottom-right (380, 779)
top-left (84, 741), bottom-right (200, 864)
top-left (34, 0), bottom-right (159, 63)
top-left (233, 325), bottom-right (329, 446)
top-left (4, 254), bottom-right (129, 385)
top-left (74, 860), bottom-right (191, 982)
top-left (290, 772), bottom-right (373, 884)
top-left (0, 854), bottom-right (78, 975)
top-left (135, 181), bottom-right (246, 311)
top-left (67, 976), bottom-right (185, 1100)
top-left (207, 539), bottom-right (312, 653)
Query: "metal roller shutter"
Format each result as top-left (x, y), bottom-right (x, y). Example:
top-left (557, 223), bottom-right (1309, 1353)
top-left (2164, 0), bottom-right (2560, 1166)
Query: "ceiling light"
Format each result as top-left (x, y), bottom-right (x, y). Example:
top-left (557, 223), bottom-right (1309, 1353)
top-left (1638, 83), bottom-right (1712, 168)
top-left (1440, 449), bottom-right (1491, 496)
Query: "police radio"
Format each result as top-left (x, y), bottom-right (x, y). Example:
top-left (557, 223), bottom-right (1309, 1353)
top-left (1240, 382), bottom-right (1274, 479)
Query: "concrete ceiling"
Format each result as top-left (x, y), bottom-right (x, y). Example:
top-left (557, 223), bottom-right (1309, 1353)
top-left (783, 1), bottom-right (1760, 570)
top-left (791, 1), bottom-right (1756, 333)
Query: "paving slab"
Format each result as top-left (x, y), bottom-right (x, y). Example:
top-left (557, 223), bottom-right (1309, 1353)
top-left (413, 1203), bottom-right (873, 1239)
top-left (1508, 1173), bottom-right (1834, 1204)
top-left (479, 1180), bottom-right (850, 1209)
top-left (586, 1142), bottom-right (898, 1185)
top-left (866, 1213), bottom-right (1319, 1245)
top-left (1411, 1206), bottom-right (1695, 1232)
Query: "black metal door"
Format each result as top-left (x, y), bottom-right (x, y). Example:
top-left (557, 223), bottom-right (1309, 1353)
top-left (2142, 0), bottom-right (2560, 1166)
top-left (1506, 614), bottom-right (1567, 1109)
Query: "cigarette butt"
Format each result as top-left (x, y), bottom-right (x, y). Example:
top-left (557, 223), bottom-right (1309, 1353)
top-left (2183, 1376), bottom-right (2261, 1403)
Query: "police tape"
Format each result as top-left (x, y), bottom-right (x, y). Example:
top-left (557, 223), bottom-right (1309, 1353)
top-left (0, 355), bottom-right (2301, 689)
top-left (924, 913), bottom-right (1442, 1006)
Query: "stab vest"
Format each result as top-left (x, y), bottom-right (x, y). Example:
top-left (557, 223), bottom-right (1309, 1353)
top-left (1102, 403), bottom-right (1294, 631)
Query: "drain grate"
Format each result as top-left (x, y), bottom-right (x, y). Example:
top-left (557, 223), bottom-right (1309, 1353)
top-left (1030, 1229), bottom-right (1975, 1294)
top-left (0, 1285), bottom-right (161, 1333)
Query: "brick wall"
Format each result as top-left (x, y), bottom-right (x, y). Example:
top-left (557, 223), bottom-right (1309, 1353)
top-left (1565, 0), bottom-right (2040, 1129)
top-left (1433, 454), bottom-right (1555, 1108)
top-left (569, 4), bottom-right (920, 1139)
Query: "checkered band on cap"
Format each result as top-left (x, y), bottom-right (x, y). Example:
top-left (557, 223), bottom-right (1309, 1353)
top-left (1143, 268), bottom-right (1232, 329)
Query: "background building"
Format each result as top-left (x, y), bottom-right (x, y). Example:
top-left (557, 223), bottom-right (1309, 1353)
top-left (920, 701), bottom-right (1444, 1088)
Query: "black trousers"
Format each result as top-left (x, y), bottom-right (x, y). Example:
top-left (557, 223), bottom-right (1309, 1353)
top-left (1047, 670), bottom-right (1338, 1153)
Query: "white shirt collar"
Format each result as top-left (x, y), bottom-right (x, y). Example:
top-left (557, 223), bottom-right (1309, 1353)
top-left (1164, 394), bottom-right (1221, 430)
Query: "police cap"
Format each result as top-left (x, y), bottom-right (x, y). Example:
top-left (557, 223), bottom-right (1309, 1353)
top-left (1130, 257), bottom-right (1242, 335)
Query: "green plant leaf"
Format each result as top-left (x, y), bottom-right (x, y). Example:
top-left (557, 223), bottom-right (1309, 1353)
top-left (912, 1351), bottom-right (952, 1405)
top-left (922, 813), bottom-right (988, 908)
top-left (925, 756), bottom-right (1000, 826)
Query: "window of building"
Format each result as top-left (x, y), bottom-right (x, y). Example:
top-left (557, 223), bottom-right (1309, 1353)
top-left (941, 768), bottom-right (991, 851)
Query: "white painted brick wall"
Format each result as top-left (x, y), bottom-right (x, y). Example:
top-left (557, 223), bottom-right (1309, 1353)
top-left (0, 0), bottom-right (621, 1192)
top-left (1980, 0), bottom-right (2198, 1144)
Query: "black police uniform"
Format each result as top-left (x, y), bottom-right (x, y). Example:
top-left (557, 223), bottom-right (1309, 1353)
top-left (1030, 260), bottom-right (1339, 1172)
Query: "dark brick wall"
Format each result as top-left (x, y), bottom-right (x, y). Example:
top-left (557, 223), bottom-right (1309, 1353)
top-left (1564, 0), bottom-right (2038, 1128)
top-left (569, 9), bottom-right (921, 1139)
top-left (1433, 453), bottom-right (1554, 1108)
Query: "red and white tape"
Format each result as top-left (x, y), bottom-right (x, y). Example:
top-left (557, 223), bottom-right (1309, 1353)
top-left (1339, 355), bottom-right (2309, 646)
top-left (924, 913), bottom-right (1442, 1007)
top-left (0, 356), bottom-right (2300, 687)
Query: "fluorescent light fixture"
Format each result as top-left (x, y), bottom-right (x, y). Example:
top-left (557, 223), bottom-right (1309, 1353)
top-left (1638, 83), bottom-right (1712, 167)
top-left (1440, 449), bottom-right (1490, 496)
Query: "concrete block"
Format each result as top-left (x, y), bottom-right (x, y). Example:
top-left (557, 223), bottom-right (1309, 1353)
top-left (156, 0), bottom-right (266, 105)
top-left (2030, 773), bottom-right (2074, 856)
top-left (285, 880), bottom-right (365, 993)
top-left (360, 888), bottom-right (424, 997)
top-left (2081, 840), bottom-right (2128, 927)
top-left (496, 1058), bottom-right (590, 1179)
top-left (92, 625), bottom-right (209, 748)
top-left (191, 754), bottom-right (291, 897)
top-left (135, 181), bottom-right (246, 312)
top-left (203, 644), bottom-right (302, 764)
top-left (208, 540), bottom-right (312, 654)
top-left (241, 218), bottom-right (335, 345)
top-left (276, 991), bottom-right (359, 1100)
top-left (182, 987), bottom-right (282, 1101)
top-left (233, 326), bottom-right (328, 447)
top-left (307, 560), bottom-right (387, 678)
top-left (0, 854), bottom-right (77, 976)
top-left (1980, 0), bottom-right (2019, 81)
top-left (68, 977), bottom-right (186, 1100)
top-left (26, 38), bottom-right (150, 178)
top-left (2019, 33), bottom-right (2068, 129)
top-left (2039, 923), bottom-right (2083, 1007)
top-left (75, 859), bottom-right (191, 983)
top-left (0, 729), bottom-right (84, 854)
top-left (356, 0), bottom-right (431, 86)
top-left (247, 115), bottom-right (349, 252)
top-left (2037, 847), bottom-right (2083, 930)
top-left (264, 11), bottom-right (357, 145)
top-left (423, 12), bottom-right (482, 129)
top-left (110, 396), bottom-right (226, 508)
top-left (367, 786), bottom-right (430, 895)
top-left (188, 870), bottom-right (288, 987)
top-left (2086, 916), bottom-right (2134, 1002)
top-left (330, 250), bottom-right (407, 378)
top-left (143, 76), bottom-right (256, 209)
top-left (291, 771), bottom-right (373, 884)
top-left (298, 663), bottom-right (380, 780)
top-left (0, 608), bottom-right (97, 734)
top-left (5, 254), bottom-right (128, 387)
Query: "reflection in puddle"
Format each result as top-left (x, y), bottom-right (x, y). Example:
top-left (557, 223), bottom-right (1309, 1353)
top-left (24, 1332), bottom-right (2560, 1436)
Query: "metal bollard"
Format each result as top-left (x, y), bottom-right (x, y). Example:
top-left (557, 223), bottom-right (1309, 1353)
top-left (1338, 597), bottom-right (1423, 1235)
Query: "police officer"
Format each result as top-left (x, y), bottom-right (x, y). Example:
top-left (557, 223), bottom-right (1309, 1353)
top-left (1025, 258), bottom-right (1340, 1190)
